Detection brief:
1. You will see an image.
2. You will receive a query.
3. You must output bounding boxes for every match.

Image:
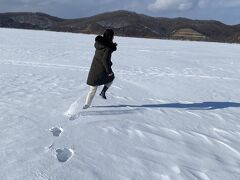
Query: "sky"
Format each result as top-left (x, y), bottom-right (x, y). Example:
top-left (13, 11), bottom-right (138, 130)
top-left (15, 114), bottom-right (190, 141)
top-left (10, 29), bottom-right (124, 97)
top-left (0, 0), bottom-right (240, 25)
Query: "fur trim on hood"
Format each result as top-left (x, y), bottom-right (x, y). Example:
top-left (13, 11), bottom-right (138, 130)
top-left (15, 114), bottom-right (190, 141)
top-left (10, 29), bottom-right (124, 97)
top-left (95, 35), bottom-right (117, 51)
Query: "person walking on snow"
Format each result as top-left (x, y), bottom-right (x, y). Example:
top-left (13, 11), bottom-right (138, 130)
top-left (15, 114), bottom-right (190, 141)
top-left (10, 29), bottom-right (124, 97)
top-left (83, 29), bottom-right (117, 109)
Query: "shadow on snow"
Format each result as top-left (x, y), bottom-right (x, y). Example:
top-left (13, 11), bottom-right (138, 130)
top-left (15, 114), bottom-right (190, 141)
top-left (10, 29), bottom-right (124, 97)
top-left (93, 102), bottom-right (240, 110)
top-left (69, 102), bottom-right (240, 120)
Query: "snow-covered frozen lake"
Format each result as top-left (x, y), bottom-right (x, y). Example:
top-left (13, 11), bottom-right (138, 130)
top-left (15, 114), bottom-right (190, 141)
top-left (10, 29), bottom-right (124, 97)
top-left (1, 28), bottom-right (240, 180)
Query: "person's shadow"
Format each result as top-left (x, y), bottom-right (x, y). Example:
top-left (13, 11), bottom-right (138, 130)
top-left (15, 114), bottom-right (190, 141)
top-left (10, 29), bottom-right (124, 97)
top-left (69, 101), bottom-right (240, 120)
top-left (94, 102), bottom-right (240, 110)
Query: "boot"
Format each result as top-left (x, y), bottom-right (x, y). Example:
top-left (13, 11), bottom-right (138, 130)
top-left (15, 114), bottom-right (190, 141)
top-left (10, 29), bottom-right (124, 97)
top-left (82, 104), bottom-right (90, 109)
top-left (99, 85), bottom-right (108, 99)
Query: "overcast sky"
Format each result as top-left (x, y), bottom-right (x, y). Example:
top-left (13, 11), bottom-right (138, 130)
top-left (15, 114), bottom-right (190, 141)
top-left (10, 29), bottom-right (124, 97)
top-left (0, 0), bottom-right (240, 25)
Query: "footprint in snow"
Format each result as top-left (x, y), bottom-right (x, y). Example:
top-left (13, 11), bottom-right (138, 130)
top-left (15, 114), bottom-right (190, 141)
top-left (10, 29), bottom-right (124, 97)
top-left (56, 148), bottom-right (74, 162)
top-left (49, 127), bottom-right (63, 137)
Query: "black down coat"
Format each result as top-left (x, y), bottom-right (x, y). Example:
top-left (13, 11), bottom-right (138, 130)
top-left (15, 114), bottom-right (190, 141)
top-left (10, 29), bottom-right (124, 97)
top-left (87, 35), bottom-right (117, 86)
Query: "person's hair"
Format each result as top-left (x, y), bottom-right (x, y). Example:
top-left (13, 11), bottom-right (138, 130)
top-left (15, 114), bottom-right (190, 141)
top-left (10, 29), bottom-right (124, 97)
top-left (103, 29), bottom-right (114, 42)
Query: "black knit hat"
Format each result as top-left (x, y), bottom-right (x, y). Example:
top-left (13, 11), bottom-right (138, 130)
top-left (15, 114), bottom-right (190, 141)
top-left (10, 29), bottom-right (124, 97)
top-left (103, 29), bottom-right (114, 42)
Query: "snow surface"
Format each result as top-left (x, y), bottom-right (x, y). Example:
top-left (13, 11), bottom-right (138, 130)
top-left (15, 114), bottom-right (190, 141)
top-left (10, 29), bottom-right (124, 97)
top-left (1, 28), bottom-right (240, 180)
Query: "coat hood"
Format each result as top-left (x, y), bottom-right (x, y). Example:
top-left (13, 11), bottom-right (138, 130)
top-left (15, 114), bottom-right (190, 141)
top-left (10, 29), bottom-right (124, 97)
top-left (94, 35), bottom-right (117, 51)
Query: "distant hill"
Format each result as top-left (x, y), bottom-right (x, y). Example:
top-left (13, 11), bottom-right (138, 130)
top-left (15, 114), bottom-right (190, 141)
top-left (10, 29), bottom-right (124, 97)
top-left (0, 12), bottom-right (64, 29)
top-left (1, 10), bottom-right (240, 43)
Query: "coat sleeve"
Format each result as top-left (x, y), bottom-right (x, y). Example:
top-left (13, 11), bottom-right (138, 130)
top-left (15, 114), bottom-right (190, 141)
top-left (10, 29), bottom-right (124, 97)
top-left (101, 48), bottom-right (112, 74)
